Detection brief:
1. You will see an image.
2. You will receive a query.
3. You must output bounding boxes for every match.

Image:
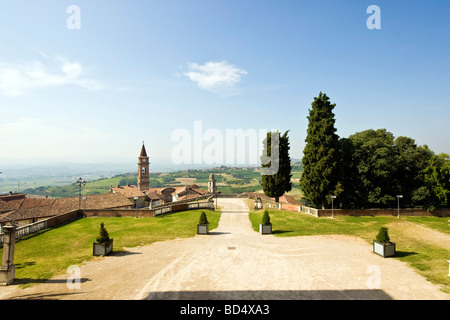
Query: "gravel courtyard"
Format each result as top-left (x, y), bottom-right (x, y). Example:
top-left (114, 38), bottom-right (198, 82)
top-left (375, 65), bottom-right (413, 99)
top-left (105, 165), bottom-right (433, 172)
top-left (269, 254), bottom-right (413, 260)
top-left (1, 198), bottom-right (448, 300)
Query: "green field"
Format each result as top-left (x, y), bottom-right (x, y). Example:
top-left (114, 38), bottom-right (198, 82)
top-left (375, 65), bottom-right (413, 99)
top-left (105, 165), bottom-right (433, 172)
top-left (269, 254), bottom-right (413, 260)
top-left (21, 166), bottom-right (289, 198)
top-left (249, 209), bottom-right (450, 294)
top-left (2, 209), bottom-right (220, 287)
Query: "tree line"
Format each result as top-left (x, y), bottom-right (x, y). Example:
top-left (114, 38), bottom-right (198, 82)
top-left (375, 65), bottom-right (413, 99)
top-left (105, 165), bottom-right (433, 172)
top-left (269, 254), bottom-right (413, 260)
top-left (260, 92), bottom-right (450, 211)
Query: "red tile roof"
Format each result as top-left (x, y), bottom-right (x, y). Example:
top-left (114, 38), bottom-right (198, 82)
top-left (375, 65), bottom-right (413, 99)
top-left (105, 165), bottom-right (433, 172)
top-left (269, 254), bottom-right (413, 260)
top-left (0, 193), bottom-right (133, 223)
top-left (111, 185), bottom-right (146, 198)
top-left (145, 190), bottom-right (164, 201)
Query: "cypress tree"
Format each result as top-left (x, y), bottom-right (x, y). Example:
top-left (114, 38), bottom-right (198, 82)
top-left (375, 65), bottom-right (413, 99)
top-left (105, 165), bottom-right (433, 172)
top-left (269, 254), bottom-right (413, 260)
top-left (261, 209), bottom-right (271, 225)
top-left (261, 130), bottom-right (292, 202)
top-left (301, 92), bottom-right (340, 209)
top-left (96, 222), bottom-right (110, 244)
top-left (199, 211), bottom-right (209, 225)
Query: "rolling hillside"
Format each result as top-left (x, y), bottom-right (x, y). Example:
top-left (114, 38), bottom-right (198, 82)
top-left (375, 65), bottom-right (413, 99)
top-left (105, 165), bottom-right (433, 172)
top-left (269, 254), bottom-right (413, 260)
top-left (22, 163), bottom-right (303, 200)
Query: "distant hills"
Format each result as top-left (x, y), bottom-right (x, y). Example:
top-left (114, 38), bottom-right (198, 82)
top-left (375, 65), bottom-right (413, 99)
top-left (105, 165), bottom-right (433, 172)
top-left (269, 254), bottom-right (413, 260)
top-left (17, 163), bottom-right (304, 201)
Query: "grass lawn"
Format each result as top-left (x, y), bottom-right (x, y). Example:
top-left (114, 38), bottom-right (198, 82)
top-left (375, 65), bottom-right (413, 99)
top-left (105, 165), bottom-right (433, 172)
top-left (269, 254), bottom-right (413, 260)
top-left (249, 209), bottom-right (450, 294)
top-left (2, 209), bottom-right (220, 287)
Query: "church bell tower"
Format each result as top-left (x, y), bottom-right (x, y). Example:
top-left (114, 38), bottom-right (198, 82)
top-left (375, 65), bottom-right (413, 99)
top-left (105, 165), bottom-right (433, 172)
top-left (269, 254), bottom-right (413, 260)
top-left (138, 142), bottom-right (150, 191)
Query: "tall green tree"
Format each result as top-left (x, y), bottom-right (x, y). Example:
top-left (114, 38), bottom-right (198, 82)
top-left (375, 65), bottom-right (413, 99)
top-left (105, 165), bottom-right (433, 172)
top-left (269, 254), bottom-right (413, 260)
top-left (300, 92), bottom-right (340, 209)
top-left (347, 129), bottom-right (398, 208)
top-left (423, 153), bottom-right (450, 209)
top-left (339, 129), bottom-right (439, 210)
top-left (335, 137), bottom-right (364, 209)
top-left (261, 130), bottom-right (292, 202)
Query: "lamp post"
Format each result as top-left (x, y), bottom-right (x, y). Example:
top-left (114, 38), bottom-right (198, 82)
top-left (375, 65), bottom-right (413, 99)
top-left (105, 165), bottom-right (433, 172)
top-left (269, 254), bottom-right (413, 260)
top-left (330, 195), bottom-right (337, 219)
top-left (215, 186), bottom-right (220, 209)
top-left (76, 177), bottom-right (86, 211)
top-left (396, 195), bottom-right (403, 218)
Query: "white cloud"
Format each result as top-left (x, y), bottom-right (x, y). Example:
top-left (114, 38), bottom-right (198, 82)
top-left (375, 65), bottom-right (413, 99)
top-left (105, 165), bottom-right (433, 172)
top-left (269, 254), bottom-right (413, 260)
top-left (0, 56), bottom-right (104, 97)
top-left (183, 61), bottom-right (247, 96)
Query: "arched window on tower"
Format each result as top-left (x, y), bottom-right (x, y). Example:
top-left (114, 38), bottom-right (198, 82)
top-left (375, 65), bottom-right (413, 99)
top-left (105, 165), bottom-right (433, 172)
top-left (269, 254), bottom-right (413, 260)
top-left (142, 167), bottom-right (146, 174)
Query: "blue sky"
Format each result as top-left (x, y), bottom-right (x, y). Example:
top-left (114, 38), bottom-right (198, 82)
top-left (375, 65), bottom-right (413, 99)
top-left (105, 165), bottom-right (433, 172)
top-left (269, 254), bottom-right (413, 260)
top-left (0, 0), bottom-right (449, 169)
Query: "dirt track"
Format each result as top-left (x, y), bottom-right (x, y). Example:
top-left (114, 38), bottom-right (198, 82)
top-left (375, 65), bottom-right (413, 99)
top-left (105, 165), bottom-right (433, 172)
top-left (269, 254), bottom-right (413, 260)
top-left (0, 198), bottom-right (449, 300)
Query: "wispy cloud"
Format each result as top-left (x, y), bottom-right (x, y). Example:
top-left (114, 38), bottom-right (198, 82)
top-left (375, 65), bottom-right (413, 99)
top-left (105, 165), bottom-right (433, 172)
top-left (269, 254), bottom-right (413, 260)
top-left (0, 56), bottom-right (104, 97)
top-left (183, 61), bottom-right (247, 96)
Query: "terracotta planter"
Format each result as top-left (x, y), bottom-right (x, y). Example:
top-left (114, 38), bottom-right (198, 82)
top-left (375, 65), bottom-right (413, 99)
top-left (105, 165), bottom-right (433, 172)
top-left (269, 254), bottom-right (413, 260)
top-left (373, 240), bottom-right (396, 257)
top-left (93, 239), bottom-right (113, 256)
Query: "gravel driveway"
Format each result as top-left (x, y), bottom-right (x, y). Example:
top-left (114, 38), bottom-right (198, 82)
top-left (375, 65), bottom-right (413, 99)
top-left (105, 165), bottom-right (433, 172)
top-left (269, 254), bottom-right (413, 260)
top-left (1, 198), bottom-right (448, 300)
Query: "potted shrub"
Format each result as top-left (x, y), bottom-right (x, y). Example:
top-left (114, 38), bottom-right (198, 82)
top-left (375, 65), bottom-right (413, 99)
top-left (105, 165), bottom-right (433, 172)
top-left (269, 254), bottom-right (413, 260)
top-left (373, 227), bottom-right (396, 257)
top-left (259, 209), bottom-right (272, 234)
top-left (93, 222), bottom-right (114, 256)
top-left (197, 211), bottom-right (209, 234)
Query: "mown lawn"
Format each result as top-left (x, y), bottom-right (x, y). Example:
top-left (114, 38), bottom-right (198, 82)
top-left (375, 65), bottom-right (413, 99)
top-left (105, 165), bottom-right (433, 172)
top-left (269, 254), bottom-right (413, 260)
top-left (249, 209), bottom-right (450, 294)
top-left (2, 209), bottom-right (220, 287)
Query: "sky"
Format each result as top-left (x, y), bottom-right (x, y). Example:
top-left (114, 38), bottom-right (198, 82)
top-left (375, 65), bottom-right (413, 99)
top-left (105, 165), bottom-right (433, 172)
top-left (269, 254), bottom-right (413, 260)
top-left (0, 0), bottom-right (449, 170)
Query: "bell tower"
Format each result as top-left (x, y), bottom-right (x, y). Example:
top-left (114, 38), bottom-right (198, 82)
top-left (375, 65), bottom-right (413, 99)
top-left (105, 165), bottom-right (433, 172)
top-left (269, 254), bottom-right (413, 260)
top-left (138, 142), bottom-right (150, 191)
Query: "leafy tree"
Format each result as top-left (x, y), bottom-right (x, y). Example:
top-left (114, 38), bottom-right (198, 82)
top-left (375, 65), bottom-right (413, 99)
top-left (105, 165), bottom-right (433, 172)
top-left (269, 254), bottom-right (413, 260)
top-left (301, 92), bottom-right (340, 209)
top-left (394, 139), bottom-right (434, 209)
top-left (260, 130), bottom-right (292, 202)
top-left (346, 129), bottom-right (399, 208)
top-left (335, 137), bottom-right (364, 209)
top-left (424, 153), bottom-right (450, 208)
top-left (338, 129), bottom-right (444, 210)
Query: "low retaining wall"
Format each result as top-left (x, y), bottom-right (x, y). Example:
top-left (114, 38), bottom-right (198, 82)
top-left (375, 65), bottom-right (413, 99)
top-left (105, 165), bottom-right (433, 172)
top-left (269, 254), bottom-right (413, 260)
top-left (81, 201), bottom-right (215, 218)
top-left (46, 210), bottom-right (80, 227)
top-left (250, 198), bottom-right (450, 217)
top-left (316, 208), bottom-right (450, 217)
top-left (82, 209), bottom-right (154, 218)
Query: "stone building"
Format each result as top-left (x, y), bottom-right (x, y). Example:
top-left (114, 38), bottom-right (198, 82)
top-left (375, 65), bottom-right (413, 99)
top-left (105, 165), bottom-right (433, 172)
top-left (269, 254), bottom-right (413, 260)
top-left (208, 174), bottom-right (216, 194)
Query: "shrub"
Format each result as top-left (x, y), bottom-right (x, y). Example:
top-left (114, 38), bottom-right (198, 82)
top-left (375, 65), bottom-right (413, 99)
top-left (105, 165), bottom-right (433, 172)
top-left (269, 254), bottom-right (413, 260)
top-left (199, 211), bottom-right (209, 225)
top-left (261, 209), bottom-right (271, 225)
top-left (375, 227), bottom-right (390, 243)
top-left (96, 222), bottom-right (110, 244)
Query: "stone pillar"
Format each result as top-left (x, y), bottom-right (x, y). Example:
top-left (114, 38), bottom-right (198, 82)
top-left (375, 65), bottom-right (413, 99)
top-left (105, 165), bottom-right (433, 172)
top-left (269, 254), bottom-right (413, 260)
top-left (208, 174), bottom-right (216, 194)
top-left (0, 224), bottom-right (17, 285)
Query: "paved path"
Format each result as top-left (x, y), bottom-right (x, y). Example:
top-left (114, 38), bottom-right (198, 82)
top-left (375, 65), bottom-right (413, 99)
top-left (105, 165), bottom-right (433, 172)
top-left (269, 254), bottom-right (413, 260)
top-left (1, 198), bottom-right (449, 300)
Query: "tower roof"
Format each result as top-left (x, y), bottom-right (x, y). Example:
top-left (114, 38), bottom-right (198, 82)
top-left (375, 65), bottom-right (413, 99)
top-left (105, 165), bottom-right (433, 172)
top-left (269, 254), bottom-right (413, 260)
top-left (140, 143), bottom-right (148, 157)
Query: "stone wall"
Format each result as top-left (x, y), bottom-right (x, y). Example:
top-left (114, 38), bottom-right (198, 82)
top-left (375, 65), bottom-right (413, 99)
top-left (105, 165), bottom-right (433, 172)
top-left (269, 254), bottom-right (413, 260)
top-left (46, 210), bottom-right (80, 227)
top-left (82, 209), bottom-right (154, 218)
top-left (256, 199), bottom-right (450, 218)
top-left (316, 208), bottom-right (450, 217)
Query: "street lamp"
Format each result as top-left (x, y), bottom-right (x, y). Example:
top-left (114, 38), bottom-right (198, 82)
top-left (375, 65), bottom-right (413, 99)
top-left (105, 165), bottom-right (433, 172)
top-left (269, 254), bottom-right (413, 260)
top-left (396, 195), bottom-right (403, 218)
top-left (330, 195), bottom-right (337, 219)
top-left (215, 186), bottom-right (220, 209)
top-left (76, 177), bottom-right (86, 211)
